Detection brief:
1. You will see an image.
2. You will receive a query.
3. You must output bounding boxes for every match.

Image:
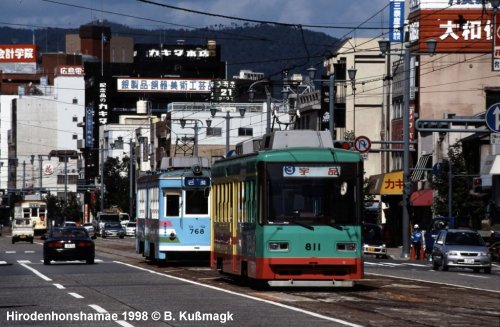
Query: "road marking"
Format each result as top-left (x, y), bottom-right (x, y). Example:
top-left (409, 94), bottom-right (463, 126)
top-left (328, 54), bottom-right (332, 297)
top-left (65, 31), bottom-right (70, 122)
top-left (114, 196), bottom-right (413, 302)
top-left (0, 261), bottom-right (7, 265)
top-left (116, 321), bottom-right (135, 327)
top-left (24, 251), bottom-right (35, 253)
top-left (18, 260), bottom-right (31, 264)
top-left (89, 304), bottom-right (108, 314)
top-left (18, 262), bottom-right (52, 281)
top-left (458, 273), bottom-right (490, 279)
top-left (404, 263), bottom-right (428, 267)
top-left (115, 261), bottom-right (363, 327)
top-left (68, 292), bottom-right (84, 299)
top-left (367, 272), bottom-right (500, 294)
top-left (5, 251), bottom-right (16, 254)
top-left (54, 283), bottom-right (65, 289)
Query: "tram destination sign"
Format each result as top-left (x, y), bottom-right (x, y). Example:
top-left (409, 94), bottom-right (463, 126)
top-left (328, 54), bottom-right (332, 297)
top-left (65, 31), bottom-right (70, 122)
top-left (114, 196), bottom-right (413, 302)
top-left (184, 177), bottom-right (210, 187)
top-left (283, 166), bottom-right (340, 177)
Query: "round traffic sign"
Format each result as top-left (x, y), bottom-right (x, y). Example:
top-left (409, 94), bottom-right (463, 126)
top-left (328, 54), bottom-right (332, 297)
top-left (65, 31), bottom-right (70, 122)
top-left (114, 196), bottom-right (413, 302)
top-left (354, 135), bottom-right (371, 153)
top-left (485, 103), bottom-right (500, 132)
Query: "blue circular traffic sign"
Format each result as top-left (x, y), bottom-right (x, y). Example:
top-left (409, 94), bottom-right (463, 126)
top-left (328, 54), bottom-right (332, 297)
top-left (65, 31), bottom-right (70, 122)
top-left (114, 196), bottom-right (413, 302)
top-left (485, 103), bottom-right (500, 132)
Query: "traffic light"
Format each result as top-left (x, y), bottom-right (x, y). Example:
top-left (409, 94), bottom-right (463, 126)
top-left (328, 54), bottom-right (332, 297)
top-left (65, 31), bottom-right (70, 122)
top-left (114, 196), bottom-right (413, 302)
top-left (334, 141), bottom-right (352, 150)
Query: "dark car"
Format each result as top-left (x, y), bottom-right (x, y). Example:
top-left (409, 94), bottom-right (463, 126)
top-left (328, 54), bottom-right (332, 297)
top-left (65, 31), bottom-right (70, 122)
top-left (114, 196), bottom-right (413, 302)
top-left (42, 227), bottom-right (96, 265)
top-left (489, 241), bottom-right (500, 262)
top-left (431, 229), bottom-right (492, 273)
top-left (362, 223), bottom-right (387, 258)
top-left (101, 222), bottom-right (125, 238)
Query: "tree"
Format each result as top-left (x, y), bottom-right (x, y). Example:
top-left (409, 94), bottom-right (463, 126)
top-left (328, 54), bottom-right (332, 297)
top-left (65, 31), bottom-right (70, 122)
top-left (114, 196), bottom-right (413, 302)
top-left (430, 142), bottom-right (485, 229)
top-left (102, 156), bottom-right (130, 213)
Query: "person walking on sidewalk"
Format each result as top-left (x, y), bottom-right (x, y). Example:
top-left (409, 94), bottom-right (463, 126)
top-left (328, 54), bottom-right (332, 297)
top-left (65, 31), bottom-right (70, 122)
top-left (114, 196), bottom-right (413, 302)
top-left (411, 224), bottom-right (424, 260)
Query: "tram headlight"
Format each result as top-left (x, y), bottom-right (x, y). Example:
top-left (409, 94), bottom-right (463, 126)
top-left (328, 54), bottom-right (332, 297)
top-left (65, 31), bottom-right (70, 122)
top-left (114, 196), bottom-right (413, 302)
top-left (268, 241), bottom-right (289, 251)
top-left (169, 232), bottom-right (176, 240)
top-left (337, 242), bottom-right (357, 252)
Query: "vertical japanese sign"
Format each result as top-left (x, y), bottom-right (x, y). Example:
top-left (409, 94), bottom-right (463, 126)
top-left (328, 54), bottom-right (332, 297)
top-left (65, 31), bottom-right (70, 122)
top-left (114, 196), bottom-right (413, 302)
top-left (85, 106), bottom-right (94, 149)
top-left (98, 81), bottom-right (108, 125)
top-left (494, 12), bottom-right (500, 71)
top-left (389, 0), bottom-right (405, 43)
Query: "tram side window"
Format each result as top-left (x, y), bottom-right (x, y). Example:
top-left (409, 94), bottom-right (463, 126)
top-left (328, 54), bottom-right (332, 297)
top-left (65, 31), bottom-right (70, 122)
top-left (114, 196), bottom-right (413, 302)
top-left (185, 190), bottom-right (208, 215)
top-left (165, 193), bottom-right (180, 217)
top-left (23, 208), bottom-right (30, 218)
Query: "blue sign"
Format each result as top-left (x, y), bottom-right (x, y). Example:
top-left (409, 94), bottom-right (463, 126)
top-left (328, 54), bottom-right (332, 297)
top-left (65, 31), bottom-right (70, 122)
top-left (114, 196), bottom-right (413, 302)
top-left (485, 103), bottom-right (500, 132)
top-left (85, 106), bottom-right (94, 148)
top-left (389, 0), bottom-right (404, 43)
top-left (184, 177), bottom-right (210, 187)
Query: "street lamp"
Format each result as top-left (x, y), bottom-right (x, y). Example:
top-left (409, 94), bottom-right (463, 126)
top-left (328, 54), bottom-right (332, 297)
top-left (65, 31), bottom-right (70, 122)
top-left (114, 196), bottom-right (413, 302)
top-left (248, 79), bottom-right (273, 133)
top-left (378, 38), bottom-right (437, 258)
top-left (210, 106), bottom-right (246, 155)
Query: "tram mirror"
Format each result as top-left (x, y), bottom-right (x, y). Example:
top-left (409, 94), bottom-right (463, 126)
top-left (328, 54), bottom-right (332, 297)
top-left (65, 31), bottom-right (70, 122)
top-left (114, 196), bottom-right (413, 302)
top-left (340, 182), bottom-right (348, 196)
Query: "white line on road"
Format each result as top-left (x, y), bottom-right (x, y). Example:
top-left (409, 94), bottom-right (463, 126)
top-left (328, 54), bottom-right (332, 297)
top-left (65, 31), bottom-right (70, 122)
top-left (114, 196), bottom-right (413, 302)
top-left (116, 321), bottom-right (135, 327)
top-left (18, 262), bottom-right (52, 281)
top-left (6, 251), bottom-right (16, 254)
top-left (458, 273), bottom-right (490, 279)
top-left (24, 251), bottom-right (35, 253)
top-left (17, 260), bottom-right (31, 264)
top-left (115, 261), bottom-right (364, 327)
top-left (54, 283), bottom-right (65, 289)
top-left (68, 292), bottom-right (84, 299)
top-left (89, 304), bottom-right (108, 314)
top-left (404, 263), bottom-right (428, 267)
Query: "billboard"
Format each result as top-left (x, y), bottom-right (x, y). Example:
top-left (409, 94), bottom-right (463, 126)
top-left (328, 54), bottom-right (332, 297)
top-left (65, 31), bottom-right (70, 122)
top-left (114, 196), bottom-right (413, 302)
top-left (0, 44), bottom-right (36, 62)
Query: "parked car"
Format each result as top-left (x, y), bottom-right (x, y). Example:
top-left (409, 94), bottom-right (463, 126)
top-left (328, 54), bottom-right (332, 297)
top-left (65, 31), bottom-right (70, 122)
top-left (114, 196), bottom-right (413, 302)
top-left (489, 241), bottom-right (500, 262)
top-left (63, 221), bottom-right (78, 228)
top-left (101, 222), bottom-right (125, 238)
top-left (83, 223), bottom-right (95, 235)
top-left (431, 229), bottom-right (492, 273)
top-left (42, 227), bottom-right (96, 265)
top-left (125, 222), bottom-right (136, 237)
top-left (362, 223), bottom-right (387, 258)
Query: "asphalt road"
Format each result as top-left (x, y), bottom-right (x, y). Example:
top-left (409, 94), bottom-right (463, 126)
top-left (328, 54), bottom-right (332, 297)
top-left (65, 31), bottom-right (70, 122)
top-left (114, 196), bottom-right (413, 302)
top-left (1, 234), bottom-right (500, 326)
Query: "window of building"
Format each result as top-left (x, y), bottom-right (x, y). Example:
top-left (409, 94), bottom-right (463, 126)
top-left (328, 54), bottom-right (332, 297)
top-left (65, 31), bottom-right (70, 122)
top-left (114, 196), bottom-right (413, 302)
top-left (57, 175), bottom-right (78, 185)
top-left (72, 134), bottom-right (77, 140)
top-left (206, 127), bottom-right (222, 137)
top-left (72, 116), bottom-right (78, 122)
top-left (238, 127), bottom-right (253, 136)
top-left (72, 98), bottom-right (78, 104)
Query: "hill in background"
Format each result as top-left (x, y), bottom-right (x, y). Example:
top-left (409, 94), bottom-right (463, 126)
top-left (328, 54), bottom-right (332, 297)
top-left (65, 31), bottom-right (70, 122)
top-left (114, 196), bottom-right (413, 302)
top-left (0, 21), bottom-right (339, 79)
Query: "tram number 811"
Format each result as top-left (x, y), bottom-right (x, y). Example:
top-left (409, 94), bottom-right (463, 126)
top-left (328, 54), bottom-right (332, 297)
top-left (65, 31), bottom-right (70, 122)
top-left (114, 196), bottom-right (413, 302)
top-left (305, 243), bottom-right (321, 251)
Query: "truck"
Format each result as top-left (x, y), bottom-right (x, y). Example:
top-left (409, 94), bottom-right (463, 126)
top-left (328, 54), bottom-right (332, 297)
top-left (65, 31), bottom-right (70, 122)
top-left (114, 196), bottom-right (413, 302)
top-left (11, 217), bottom-right (34, 244)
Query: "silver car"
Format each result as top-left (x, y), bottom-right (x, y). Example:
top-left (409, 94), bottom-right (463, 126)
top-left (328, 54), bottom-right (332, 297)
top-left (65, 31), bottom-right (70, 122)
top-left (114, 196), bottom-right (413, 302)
top-left (431, 229), bottom-right (492, 273)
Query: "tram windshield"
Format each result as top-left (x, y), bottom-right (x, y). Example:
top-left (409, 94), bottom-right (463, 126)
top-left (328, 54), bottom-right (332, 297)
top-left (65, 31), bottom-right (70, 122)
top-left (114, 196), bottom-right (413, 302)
top-left (265, 163), bottom-right (359, 226)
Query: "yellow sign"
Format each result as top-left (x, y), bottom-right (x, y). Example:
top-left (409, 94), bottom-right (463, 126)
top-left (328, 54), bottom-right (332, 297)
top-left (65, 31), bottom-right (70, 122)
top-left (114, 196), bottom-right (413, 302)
top-left (368, 171), bottom-right (403, 195)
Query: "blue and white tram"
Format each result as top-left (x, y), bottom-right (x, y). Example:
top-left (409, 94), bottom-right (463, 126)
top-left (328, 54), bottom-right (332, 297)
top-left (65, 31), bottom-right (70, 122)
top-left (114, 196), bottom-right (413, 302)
top-left (136, 158), bottom-right (211, 262)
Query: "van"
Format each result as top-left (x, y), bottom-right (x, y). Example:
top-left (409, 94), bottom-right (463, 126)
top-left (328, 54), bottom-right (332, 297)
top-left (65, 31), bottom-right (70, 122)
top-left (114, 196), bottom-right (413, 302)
top-left (11, 218), bottom-right (34, 244)
top-left (93, 212), bottom-right (120, 236)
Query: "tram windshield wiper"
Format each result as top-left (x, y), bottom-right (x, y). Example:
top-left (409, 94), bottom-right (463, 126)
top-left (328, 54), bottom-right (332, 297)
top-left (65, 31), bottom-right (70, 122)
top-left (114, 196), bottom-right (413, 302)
top-left (291, 221), bottom-right (314, 231)
top-left (328, 224), bottom-right (343, 231)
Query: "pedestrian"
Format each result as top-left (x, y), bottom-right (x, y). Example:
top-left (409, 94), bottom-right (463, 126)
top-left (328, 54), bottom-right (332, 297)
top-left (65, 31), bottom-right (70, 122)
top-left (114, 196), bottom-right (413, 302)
top-left (411, 224), bottom-right (423, 260)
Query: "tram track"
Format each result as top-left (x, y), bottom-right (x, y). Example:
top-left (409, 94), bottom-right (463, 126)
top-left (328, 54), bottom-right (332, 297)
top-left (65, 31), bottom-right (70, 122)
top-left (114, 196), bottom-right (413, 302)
top-left (95, 239), bottom-right (500, 327)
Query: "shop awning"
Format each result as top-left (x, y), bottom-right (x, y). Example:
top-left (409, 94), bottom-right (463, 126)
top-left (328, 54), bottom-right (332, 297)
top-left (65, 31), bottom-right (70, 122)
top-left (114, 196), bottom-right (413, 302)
top-left (410, 189), bottom-right (433, 206)
top-left (368, 171), bottom-right (403, 195)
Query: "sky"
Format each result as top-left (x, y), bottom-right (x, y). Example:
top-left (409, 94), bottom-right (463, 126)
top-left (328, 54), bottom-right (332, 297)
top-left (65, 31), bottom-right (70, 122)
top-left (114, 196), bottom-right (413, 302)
top-left (0, 0), bottom-right (391, 39)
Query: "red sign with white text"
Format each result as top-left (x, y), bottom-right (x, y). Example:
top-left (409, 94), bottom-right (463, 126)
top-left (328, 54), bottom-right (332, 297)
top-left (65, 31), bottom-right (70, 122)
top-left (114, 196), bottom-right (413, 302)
top-left (0, 44), bottom-right (37, 62)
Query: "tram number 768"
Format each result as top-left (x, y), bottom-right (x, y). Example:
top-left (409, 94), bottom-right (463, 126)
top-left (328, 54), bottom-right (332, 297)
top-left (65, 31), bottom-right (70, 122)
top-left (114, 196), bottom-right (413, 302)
top-left (305, 243), bottom-right (321, 251)
top-left (190, 228), bottom-right (205, 234)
